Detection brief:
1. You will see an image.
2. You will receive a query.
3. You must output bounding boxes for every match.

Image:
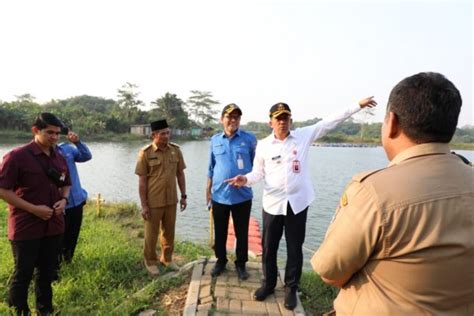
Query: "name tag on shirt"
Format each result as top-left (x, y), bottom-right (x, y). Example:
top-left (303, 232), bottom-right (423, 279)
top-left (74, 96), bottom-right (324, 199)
top-left (293, 160), bottom-right (301, 173)
top-left (237, 155), bottom-right (244, 169)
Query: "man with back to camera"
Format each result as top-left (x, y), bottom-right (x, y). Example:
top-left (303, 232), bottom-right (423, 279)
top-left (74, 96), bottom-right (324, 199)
top-left (135, 119), bottom-right (187, 275)
top-left (311, 72), bottom-right (474, 315)
top-left (206, 103), bottom-right (257, 279)
top-left (57, 128), bottom-right (92, 264)
top-left (226, 96), bottom-right (376, 310)
top-left (0, 113), bottom-right (71, 316)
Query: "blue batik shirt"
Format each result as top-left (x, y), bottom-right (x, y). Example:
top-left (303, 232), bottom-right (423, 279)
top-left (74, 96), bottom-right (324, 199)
top-left (208, 129), bottom-right (257, 205)
top-left (58, 142), bottom-right (92, 209)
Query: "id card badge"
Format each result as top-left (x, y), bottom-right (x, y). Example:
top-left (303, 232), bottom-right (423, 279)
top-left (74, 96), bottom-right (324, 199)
top-left (237, 155), bottom-right (244, 170)
top-left (292, 160), bottom-right (301, 173)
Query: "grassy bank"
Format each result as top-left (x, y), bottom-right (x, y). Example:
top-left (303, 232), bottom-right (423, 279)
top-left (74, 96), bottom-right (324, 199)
top-left (0, 200), bottom-right (337, 315)
top-left (300, 272), bottom-right (339, 315)
top-left (0, 201), bottom-right (212, 315)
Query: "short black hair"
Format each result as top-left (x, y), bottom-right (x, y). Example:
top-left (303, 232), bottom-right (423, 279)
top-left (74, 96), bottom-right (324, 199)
top-left (387, 72), bottom-right (462, 143)
top-left (33, 113), bottom-right (63, 130)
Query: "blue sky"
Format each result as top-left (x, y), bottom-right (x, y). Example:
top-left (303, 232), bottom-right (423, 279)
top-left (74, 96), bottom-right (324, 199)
top-left (0, 0), bottom-right (472, 126)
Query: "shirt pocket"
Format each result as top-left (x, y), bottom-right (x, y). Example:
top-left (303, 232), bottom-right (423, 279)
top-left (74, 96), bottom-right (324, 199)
top-left (263, 149), bottom-right (283, 166)
top-left (147, 158), bottom-right (163, 176)
top-left (20, 166), bottom-right (44, 188)
top-left (169, 153), bottom-right (179, 163)
top-left (235, 147), bottom-right (250, 167)
top-left (235, 146), bottom-right (250, 156)
top-left (213, 145), bottom-right (226, 156)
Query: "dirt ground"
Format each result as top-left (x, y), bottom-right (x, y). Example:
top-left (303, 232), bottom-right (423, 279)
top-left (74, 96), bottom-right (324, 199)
top-left (158, 272), bottom-right (191, 315)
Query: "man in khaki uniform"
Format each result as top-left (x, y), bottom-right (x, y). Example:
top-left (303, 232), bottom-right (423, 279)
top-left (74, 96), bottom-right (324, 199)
top-left (135, 119), bottom-right (187, 275)
top-left (311, 72), bottom-right (474, 315)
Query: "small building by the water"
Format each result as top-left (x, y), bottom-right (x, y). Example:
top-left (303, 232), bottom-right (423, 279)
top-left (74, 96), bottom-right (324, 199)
top-left (130, 125), bottom-right (215, 138)
top-left (130, 125), bottom-right (192, 137)
top-left (191, 127), bottom-right (202, 137)
top-left (130, 124), bottom-right (151, 136)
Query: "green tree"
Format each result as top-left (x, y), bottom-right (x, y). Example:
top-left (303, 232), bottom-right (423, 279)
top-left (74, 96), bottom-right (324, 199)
top-left (0, 97), bottom-right (41, 130)
top-left (15, 93), bottom-right (36, 103)
top-left (354, 108), bottom-right (375, 141)
top-left (151, 93), bottom-right (189, 129)
top-left (117, 82), bottom-right (144, 124)
top-left (185, 90), bottom-right (219, 126)
top-left (43, 95), bottom-right (123, 134)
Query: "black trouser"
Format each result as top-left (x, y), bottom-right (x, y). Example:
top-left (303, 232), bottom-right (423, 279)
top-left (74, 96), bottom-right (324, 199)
top-left (9, 234), bottom-right (62, 315)
top-left (61, 202), bottom-right (85, 263)
top-left (212, 199), bottom-right (252, 267)
top-left (261, 204), bottom-right (307, 290)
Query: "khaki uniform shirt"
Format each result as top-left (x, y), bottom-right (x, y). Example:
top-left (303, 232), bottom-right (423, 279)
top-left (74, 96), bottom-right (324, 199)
top-left (135, 142), bottom-right (186, 208)
top-left (312, 143), bottom-right (474, 315)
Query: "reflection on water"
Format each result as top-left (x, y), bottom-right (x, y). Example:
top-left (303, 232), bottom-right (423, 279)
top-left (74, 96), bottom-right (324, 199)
top-left (1, 141), bottom-right (473, 267)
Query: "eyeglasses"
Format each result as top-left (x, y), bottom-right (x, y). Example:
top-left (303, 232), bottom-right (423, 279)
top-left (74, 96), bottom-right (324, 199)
top-left (224, 115), bottom-right (241, 120)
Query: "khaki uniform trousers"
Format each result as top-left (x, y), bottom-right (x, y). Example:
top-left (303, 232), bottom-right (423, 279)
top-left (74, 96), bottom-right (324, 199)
top-left (144, 204), bottom-right (177, 265)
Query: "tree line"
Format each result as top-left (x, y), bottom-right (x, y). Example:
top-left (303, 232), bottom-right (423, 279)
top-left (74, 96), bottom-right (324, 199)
top-left (0, 84), bottom-right (472, 144)
top-left (0, 84), bottom-right (219, 136)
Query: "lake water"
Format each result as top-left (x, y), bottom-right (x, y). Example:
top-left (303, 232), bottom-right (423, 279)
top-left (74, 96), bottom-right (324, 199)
top-left (1, 141), bottom-right (472, 267)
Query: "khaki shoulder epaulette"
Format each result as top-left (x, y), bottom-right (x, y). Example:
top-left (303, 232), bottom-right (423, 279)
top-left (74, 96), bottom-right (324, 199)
top-left (141, 144), bottom-right (153, 151)
top-left (169, 142), bottom-right (180, 148)
top-left (352, 168), bottom-right (385, 183)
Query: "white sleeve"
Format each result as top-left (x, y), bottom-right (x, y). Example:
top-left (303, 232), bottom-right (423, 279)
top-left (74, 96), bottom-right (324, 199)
top-left (245, 141), bottom-right (265, 186)
top-left (296, 104), bottom-right (362, 143)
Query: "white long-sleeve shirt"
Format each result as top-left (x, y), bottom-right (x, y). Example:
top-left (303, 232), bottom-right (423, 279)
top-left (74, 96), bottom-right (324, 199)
top-left (246, 105), bottom-right (362, 215)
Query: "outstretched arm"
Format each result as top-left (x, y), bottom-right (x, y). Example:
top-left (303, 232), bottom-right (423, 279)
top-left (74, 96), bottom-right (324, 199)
top-left (358, 96), bottom-right (377, 109)
top-left (307, 96), bottom-right (378, 142)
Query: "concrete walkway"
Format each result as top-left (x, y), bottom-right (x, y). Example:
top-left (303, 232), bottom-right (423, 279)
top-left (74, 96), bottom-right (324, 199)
top-left (184, 258), bottom-right (305, 316)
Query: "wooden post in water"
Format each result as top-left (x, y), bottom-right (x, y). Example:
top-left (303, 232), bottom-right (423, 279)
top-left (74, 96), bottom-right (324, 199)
top-left (96, 193), bottom-right (104, 216)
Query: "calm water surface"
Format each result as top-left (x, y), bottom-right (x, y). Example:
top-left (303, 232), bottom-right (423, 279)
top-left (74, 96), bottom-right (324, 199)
top-left (1, 141), bottom-right (472, 267)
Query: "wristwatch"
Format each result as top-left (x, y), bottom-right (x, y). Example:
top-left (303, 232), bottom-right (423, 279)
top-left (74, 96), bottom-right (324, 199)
top-left (181, 194), bottom-right (187, 199)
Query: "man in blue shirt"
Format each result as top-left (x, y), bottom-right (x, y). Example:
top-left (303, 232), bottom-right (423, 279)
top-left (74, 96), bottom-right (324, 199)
top-left (58, 129), bottom-right (92, 263)
top-left (206, 103), bottom-right (257, 280)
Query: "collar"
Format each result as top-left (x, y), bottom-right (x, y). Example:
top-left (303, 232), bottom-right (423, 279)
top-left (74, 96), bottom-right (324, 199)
top-left (388, 143), bottom-right (450, 167)
top-left (220, 129), bottom-right (241, 139)
top-left (151, 142), bottom-right (170, 152)
top-left (270, 131), bottom-right (293, 144)
top-left (28, 140), bottom-right (57, 157)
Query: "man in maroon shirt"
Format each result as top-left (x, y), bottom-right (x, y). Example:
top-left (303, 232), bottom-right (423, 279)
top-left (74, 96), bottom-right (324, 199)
top-left (0, 113), bottom-right (71, 316)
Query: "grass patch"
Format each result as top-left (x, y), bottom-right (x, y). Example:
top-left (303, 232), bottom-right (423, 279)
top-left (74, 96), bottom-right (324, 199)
top-left (299, 271), bottom-right (339, 315)
top-left (0, 201), bottom-right (210, 315)
top-left (1, 200), bottom-right (338, 315)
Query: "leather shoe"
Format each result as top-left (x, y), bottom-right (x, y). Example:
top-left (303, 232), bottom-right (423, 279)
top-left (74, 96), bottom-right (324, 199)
top-left (253, 286), bottom-right (274, 301)
top-left (284, 287), bottom-right (297, 310)
top-left (235, 265), bottom-right (249, 280)
top-left (144, 261), bottom-right (160, 276)
top-left (161, 261), bottom-right (180, 271)
top-left (211, 263), bottom-right (226, 277)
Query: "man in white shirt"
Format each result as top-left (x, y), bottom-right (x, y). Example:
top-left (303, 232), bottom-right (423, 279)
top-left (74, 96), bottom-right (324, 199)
top-left (226, 97), bottom-right (377, 310)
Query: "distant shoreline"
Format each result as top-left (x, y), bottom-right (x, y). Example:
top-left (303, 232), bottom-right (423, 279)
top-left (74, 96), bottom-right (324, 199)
top-left (313, 142), bottom-right (379, 148)
top-left (0, 130), bottom-right (472, 150)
